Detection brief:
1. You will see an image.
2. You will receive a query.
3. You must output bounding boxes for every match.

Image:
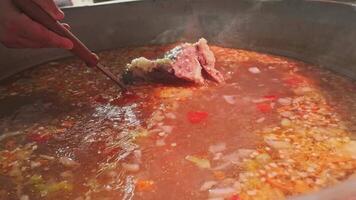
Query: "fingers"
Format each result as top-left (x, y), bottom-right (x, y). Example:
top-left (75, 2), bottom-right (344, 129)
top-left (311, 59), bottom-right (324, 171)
top-left (61, 23), bottom-right (71, 30)
top-left (0, 0), bottom-right (73, 49)
top-left (92, 53), bottom-right (99, 60)
top-left (32, 0), bottom-right (64, 20)
top-left (4, 37), bottom-right (44, 48)
top-left (18, 14), bottom-right (73, 49)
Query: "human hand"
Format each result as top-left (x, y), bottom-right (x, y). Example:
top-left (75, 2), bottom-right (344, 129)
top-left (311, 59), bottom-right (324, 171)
top-left (0, 0), bottom-right (73, 49)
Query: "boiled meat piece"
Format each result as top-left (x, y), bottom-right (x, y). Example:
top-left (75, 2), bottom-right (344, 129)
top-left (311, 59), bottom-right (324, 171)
top-left (196, 39), bottom-right (225, 83)
top-left (123, 38), bottom-right (224, 84)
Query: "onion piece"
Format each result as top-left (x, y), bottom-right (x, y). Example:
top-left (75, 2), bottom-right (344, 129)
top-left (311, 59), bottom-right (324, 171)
top-left (213, 149), bottom-right (254, 170)
top-left (185, 155), bottom-right (211, 169)
top-left (339, 140), bottom-right (356, 158)
top-left (209, 143), bottom-right (227, 154)
top-left (30, 161), bottom-right (41, 169)
top-left (200, 181), bottom-right (218, 191)
top-left (222, 152), bottom-right (241, 165)
top-left (59, 157), bottom-right (79, 168)
top-left (165, 112), bottom-right (176, 119)
top-left (237, 149), bottom-right (254, 158)
top-left (294, 86), bottom-right (314, 95)
top-left (156, 139), bottom-right (166, 146)
top-left (122, 163), bottom-right (140, 172)
top-left (40, 155), bottom-right (55, 160)
top-left (213, 152), bottom-right (223, 160)
top-left (248, 67), bottom-right (261, 74)
top-left (256, 117), bottom-right (265, 123)
top-left (223, 95), bottom-right (237, 104)
top-left (20, 195), bottom-right (29, 200)
top-left (264, 136), bottom-right (291, 149)
top-left (278, 97), bottom-right (292, 106)
top-left (160, 125), bottom-right (173, 134)
top-left (280, 111), bottom-right (293, 118)
top-left (281, 118), bottom-right (292, 127)
top-left (209, 187), bottom-right (236, 198)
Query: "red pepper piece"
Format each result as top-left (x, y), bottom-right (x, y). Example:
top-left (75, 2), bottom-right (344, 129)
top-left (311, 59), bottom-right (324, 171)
top-left (27, 133), bottom-right (50, 144)
top-left (256, 103), bottom-right (272, 113)
top-left (230, 195), bottom-right (241, 200)
top-left (263, 95), bottom-right (277, 101)
top-left (187, 111), bottom-right (209, 123)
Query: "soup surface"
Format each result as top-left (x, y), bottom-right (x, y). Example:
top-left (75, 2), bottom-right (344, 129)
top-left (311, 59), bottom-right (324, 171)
top-left (0, 44), bottom-right (356, 200)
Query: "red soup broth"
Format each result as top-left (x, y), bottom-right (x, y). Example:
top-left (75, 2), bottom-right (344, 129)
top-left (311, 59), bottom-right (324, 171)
top-left (0, 45), bottom-right (355, 200)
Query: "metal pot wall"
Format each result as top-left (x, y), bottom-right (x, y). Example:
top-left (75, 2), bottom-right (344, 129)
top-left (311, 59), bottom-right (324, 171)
top-left (1, 0), bottom-right (356, 81)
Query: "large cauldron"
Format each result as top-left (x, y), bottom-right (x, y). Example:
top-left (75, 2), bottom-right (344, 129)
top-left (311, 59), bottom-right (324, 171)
top-left (0, 0), bottom-right (355, 199)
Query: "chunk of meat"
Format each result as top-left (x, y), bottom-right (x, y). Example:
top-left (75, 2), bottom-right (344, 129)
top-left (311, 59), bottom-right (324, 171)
top-left (123, 38), bottom-right (224, 84)
top-left (171, 44), bottom-right (204, 84)
top-left (196, 38), bottom-right (225, 83)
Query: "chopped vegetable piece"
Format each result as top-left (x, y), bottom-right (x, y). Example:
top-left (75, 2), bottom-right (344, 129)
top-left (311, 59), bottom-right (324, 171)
top-left (47, 181), bottom-right (73, 193)
top-left (263, 95), bottom-right (277, 101)
top-left (185, 155), bottom-right (211, 169)
top-left (136, 180), bottom-right (155, 192)
top-left (59, 157), bottom-right (79, 168)
top-left (339, 140), bottom-right (356, 158)
top-left (209, 143), bottom-right (227, 154)
top-left (20, 195), bottom-right (29, 200)
top-left (264, 138), bottom-right (291, 149)
top-left (277, 97), bottom-right (292, 106)
top-left (213, 171), bottom-right (226, 180)
top-left (244, 159), bottom-right (260, 171)
top-left (29, 174), bottom-right (44, 185)
top-left (256, 103), bottom-right (272, 113)
top-left (248, 67), bottom-right (261, 74)
top-left (223, 95), bottom-right (237, 104)
top-left (256, 117), bottom-right (265, 123)
top-left (156, 139), bottom-right (166, 146)
top-left (160, 125), bottom-right (173, 134)
top-left (29, 175), bottom-right (73, 196)
top-left (187, 111), bottom-right (209, 123)
top-left (200, 181), bottom-right (218, 191)
top-left (61, 120), bottom-right (74, 128)
top-left (230, 194), bottom-right (241, 200)
top-left (209, 187), bottom-right (235, 199)
top-left (280, 118), bottom-right (291, 127)
top-left (255, 153), bottom-right (271, 164)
